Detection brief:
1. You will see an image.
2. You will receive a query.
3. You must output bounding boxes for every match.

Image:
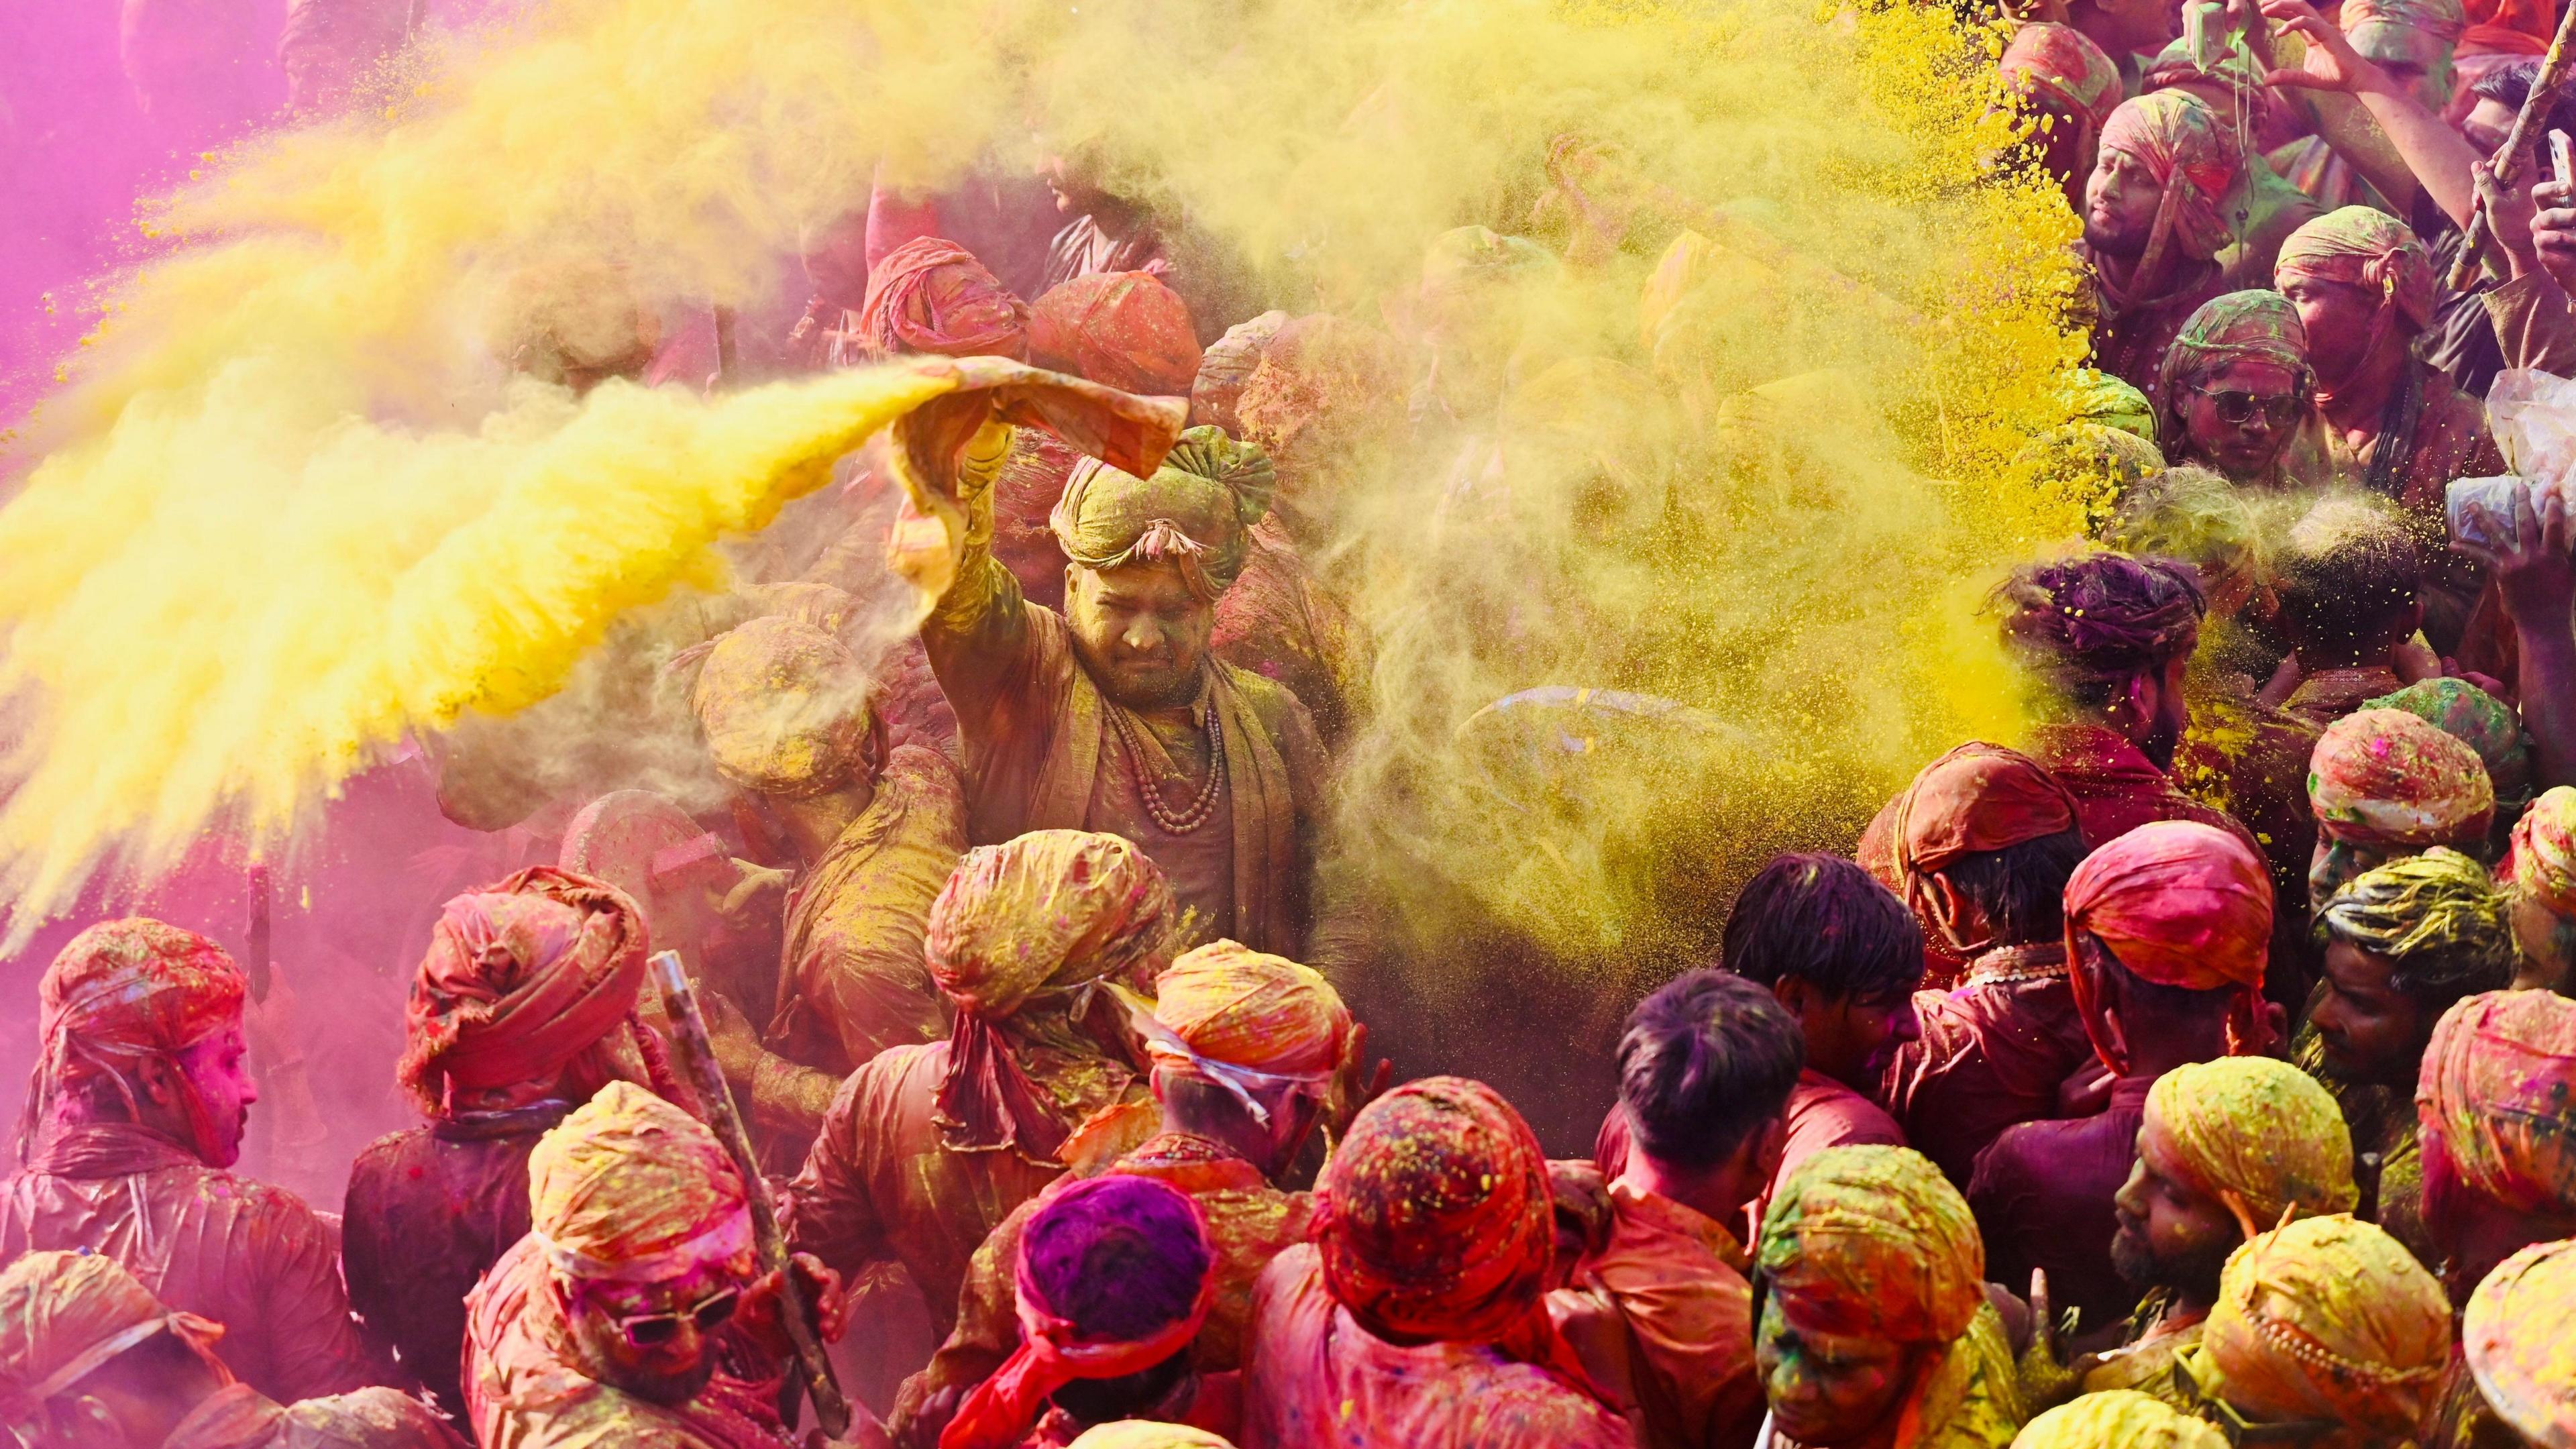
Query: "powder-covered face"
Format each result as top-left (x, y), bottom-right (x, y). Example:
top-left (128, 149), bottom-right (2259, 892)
top-left (1065, 559), bottom-right (1214, 714)
top-left (172, 1023), bottom-right (258, 1169)
top-left (2084, 148), bottom-right (2166, 260)
top-left (2111, 1126), bottom-right (2239, 1297)
top-left (1755, 1289), bottom-right (1918, 1445)
top-left (2177, 357), bottom-right (2305, 483)
top-left (2310, 939), bottom-right (2432, 1088)
top-left (2347, 21), bottom-right (2454, 112)
top-left (561, 1249), bottom-right (753, 1405)
top-left (2277, 271), bottom-right (2389, 385)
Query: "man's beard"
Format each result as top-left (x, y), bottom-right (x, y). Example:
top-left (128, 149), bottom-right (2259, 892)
top-left (600, 1354), bottom-right (716, 1407)
top-left (2110, 1221), bottom-right (2231, 1303)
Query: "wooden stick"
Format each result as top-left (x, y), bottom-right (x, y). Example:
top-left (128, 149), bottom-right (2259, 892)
top-left (2451, 0), bottom-right (2576, 290)
top-left (649, 951), bottom-right (851, 1439)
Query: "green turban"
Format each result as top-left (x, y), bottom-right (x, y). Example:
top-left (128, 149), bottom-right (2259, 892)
top-left (1051, 425), bottom-right (1277, 601)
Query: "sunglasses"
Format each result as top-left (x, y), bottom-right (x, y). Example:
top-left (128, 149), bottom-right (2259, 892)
top-left (2175, 1350), bottom-right (2343, 1444)
top-left (2194, 386), bottom-right (2305, 428)
top-left (610, 1285), bottom-right (740, 1348)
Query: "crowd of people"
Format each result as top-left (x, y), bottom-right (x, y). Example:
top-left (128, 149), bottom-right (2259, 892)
top-left (10, 0), bottom-right (2576, 1443)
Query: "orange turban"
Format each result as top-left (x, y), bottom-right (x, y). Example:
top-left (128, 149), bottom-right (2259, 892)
top-left (2143, 1057), bottom-right (2355, 1236)
top-left (925, 831), bottom-right (1179, 1159)
top-left (2507, 785), bottom-right (2576, 920)
top-left (2464, 1238), bottom-right (2576, 1449)
top-left (857, 237), bottom-right (1030, 360)
top-left (0, 1251), bottom-right (228, 1423)
top-left (2063, 820), bottom-right (2275, 1071)
top-left (1881, 741), bottom-right (2082, 918)
top-left (2098, 92), bottom-right (2243, 264)
top-left (27, 919), bottom-right (247, 1161)
top-left (1150, 940), bottom-right (1349, 1077)
top-left (2190, 1216), bottom-right (2450, 1443)
top-left (2309, 708), bottom-right (2496, 850)
top-left (397, 866), bottom-right (649, 1115)
top-left (1756, 1145), bottom-right (1986, 1346)
top-left (689, 614), bottom-right (879, 798)
top-left (1028, 272), bottom-right (1201, 397)
top-left (528, 1081), bottom-right (751, 1283)
top-left (2417, 989), bottom-right (2576, 1218)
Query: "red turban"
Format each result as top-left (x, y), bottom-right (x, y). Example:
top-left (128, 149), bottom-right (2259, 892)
top-left (2098, 92), bottom-right (2243, 264)
top-left (2418, 989), bottom-right (2576, 1220)
top-left (1028, 272), bottom-right (1202, 397)
top-left (1882, 741), bottom-right (2082, 936)
top-left (857, 237), bottom-right (1030, 361)
top-left (2064, 820), bottom-right (2275, 1071)
top-left (1314, 1077), bottom-right (1599, 1396)
top-left (396, 866), bottom-right (649, 1115)
top-left (2002, 23), bottom-right (2124, 135)
top-left (26, 920), bottom-right (247, 1163)
top-left (2505, 785), bottom-right (2576, 920)
top-left (2465, 1238), bottom-right (2576, 1449)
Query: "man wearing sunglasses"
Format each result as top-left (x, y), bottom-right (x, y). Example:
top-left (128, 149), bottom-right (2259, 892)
top-left (2154, 290), bottom-right (2328, 490)
top-left (462, 1083), bottom-right (854, 1449)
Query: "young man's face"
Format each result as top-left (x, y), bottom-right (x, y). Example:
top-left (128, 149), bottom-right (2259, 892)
top-left (2110, 1126), bottom-right (2241, 1298)
top-left (172, 1023), bottom-right (258, 1169)
top-left (2309, 835), bottom-right (2402, 916)
top-left (1756, 1291), bottom-right (1918, 1446)
top-left (2310, 940), bottom-right (2432, 1088)
top-left (2348, 21), bottom-right (2455, 113)
top-left (2277, 272), bottom-right (2388, 386)
top-left (1065, 559), bottom-right (1214, 713)
top-left (2177, 357), bottom-right (2307, 483)
top-left (2084, 148), bottom-right (2165, 260)
top-left (562, 1251), bottom-right (751, 1405)
top-left (1782, 977), bottom-right (1923, 1091)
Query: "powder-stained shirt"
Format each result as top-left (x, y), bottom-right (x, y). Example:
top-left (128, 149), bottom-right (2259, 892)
top-left (1240, 1246), bottom-right (1629, 1449)
top-left (1883, 945), bottom-right (2096, 1188)
top-left (1548, 1181), bottom-right (1765, 1449)
top-left (1968, 1074), bottom-right (2159, 1336)
top-left (163, 1383), bottom-right (466, 1448)
top-left (0, 1121), bottom-right (374, 1405)
top-left (1774, 1071), bottom-right (1907, 1204)
top-left (2024, 724), bottom-right (2261, 857)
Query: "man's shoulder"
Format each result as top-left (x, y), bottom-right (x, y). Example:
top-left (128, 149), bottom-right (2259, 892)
top-left (1218, 662), bottom-right (1319, 742)
top-left (283, 1386), bottom-right (467, 1447)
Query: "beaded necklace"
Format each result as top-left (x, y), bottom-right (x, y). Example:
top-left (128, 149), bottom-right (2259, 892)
top-left (1108, 694), bottom-right (1226, 835)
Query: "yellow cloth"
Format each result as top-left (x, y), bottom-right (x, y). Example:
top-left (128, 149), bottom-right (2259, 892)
top-left (2143, 1057), bottom-right (2356, 1234)
top-left (0, 1250), bottom-right (225, 1415)
top-left (527, 1081), bottom-right (750, 1283)
top-left (2011, 1389), bottom-right (2224, 1448)
top-left (690, 612), bottom-right (875, 798)
top-left (925, 830), bottom-right (1183, 1020)
top-left (1064, 1424), bottom-right (1236, 1448)
top-left (1757, 1146), bottom-right (1984, 1345)
top-left (2192, 1215), bottom-right (2449, 1442)
top-left (1150, 940), bottom-right (1348, 1076)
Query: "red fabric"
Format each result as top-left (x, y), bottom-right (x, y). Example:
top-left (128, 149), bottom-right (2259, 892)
top-left (2063, 820), bottom-right (2275, 1074)
top-left (859, 237), bottom-right (1030, 361)
top-left (1967, 1075), bottom-right (2157, 1335)
top-left (1880, 945), bottom-right (2094, 1187)
top-left (2002, 22), bottom-right (2125, 132)
top-left (28, 919), bottom-right (247, 1166)
top-left (1773, 1071), bottom-right (1907, 1208)
top-left (2418, 989), bottom-right (2576, 1218)
top-left (1028, 273), bottom-right (1202, 396)
top-left (1876, 742), bottom-right (2082, 959)
top-left (2025, 722), bottom-right (2257, 852)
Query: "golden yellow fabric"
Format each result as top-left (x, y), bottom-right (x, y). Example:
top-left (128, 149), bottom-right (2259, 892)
top-left (1150, 940), bottom-right (1348, 1076)
top-left (2011, 1389), bottom-right (2224, 1448)
top-left (2192, 1215), bottom-right (2450, 1443)
top-left (2143, 1057), bottom-right (2356, 1233)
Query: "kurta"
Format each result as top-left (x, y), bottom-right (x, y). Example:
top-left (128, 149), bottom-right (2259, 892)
top-left (921, 476), bottom-right (1328, 958)
top-left (460, 1234), bottom-right (793, 1449)
top-left (1776, 1072), bottom-right (1906, 1201)
top-left (2280, 665), bottom-right (2407, 733)
top-left (2024, 724), bottom-right (2261, 857)
top-left (1547, 1181), bottom-right (1764, 1449)
top-left (1966, 1074), bottom-right (2158, 1336)
top-left (2086, 260), bottom-right (2230, 418)
top-left (163, 1383), bottom-right (466, 1448)
top-left (1210, 521), bottom-right (1373, 751)
top-left (891, 1131), bottom-right (1311, 1442)
top-left (343, 1101), bottom-right (569, 1417)
top-left (0, 1121), bottom-right (373, 1405)
top-left (763, 743), bottom-right (963, 1078)
top-left (782, 1035), bottom-right (1143, 1336)
top-left (1880, 944), bottom-right (2096, 1189)
top-left (1239, 1246), bottom-right (1629, 1449)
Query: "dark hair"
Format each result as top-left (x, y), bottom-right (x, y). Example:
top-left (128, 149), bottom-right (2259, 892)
top-left (1721, 853), bottom-right (1926, 998)
top-left (2085, 935), bottom-right (2239, 1032)
top-left (2471, 59), bottom-right (2576, 144)
top-left (2315, 849), bottom-right (2518, 1009)
top-left (2273, 502), bottom-right (2422, 662)
top-left (1994, 553), bottom-right (2207, 711)
top-left (1617, 969), bottom-right (1806, 1171)
top-left (1935, 827), bottom-right (2091, 945)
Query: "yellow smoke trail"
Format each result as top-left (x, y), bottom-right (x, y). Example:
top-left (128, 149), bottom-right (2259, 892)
top-left (0, 0), bottom-right (2093, 954)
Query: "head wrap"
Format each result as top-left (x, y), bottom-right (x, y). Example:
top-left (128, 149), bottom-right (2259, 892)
top-left (855, 236), bottom-right (1030, 360)
top-left (2191, 1216), bottom-right (2451, 1442)
top-left (528, 1080), bottom-right (751, 1285)
top-left (2309, 708), bottom-right (2496, 850)
top-left (2342, 0), bottom-right (2469, 44)
top-left (558, 789), bottom-right (733, 918)
top-left (2508, 785), bottom-right (2576, 919)
top-left (25, 919), bottom-right (248, 1163)
top-left (925, 831), bottom-right (1179, 1160)
top-left (688, 614), bottom-right (879, 798)
top-left (1316, 1077), bottom-right (1595, 1393)
top-left (1187, 310), bottom-right (1289, 435)
top-left (0, 1251), bottom-right (229, 1424)
top-left (1757, 1145), bottom-right (1985, 1344)
top-left (2143, 1057), bottom-right (2357, 1236)
top-left (1064, 1427), bottom-right (1236, 1449)
top-left (2098, 91), bottom-right (2244, 265)
top-left (1149, 938), bottom-right (1349, 1076)
top-left (1028, 273), bottom-right (1202, 398)
top-left (1053, 426), bottom-right (1277, 602)
top-left (2365, 678), bottom-right (2532, 814)
top-left (2067, 366), bottom-right (2158, 444)
top-left (1994, 552), bottom-right (2206, 704)
top-left (2003, 23), bottom-right (2125, 133)
top-left (2015, 422), bottom-right (2168, 503)
top-left (2011, 1391), bottom-right (2227, 1449)
top-left (1880, 741), bottom-right (2081, 949)
top-left (2317, 848), bottom-right (2515, 987)
top-left (1233, 315), bottom-right (1407, 474)
top-left (2464, 1238), bottom-right (2576, 1449)
top-left (2155, 291), bottom-right (2312, 453)
top-left (2417, 988), bottom-right (2576, 1218)
top-left (397, 866), bottom-right (649, 1114)
top-left (2275, 207), bottom-right (2438, 335)
top-left (940, 1175), bottom-right (1216, 1449)
top-left (2063, 820), bottom-right (2275, 1070)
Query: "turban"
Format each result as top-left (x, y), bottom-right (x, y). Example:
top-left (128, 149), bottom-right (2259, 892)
top-left (0, 1251), bottom-right (228, 1423)
top-left (1884, 741), bottom-right (2081, 895)
top-left (2309, 708), bottom-right (2496, 850)
top-left (1053, 426), bottom-right (1277, 602)
top-left (689, 614), bottom-right (879, 798)
top-left (855, 236), bottom-right (1030, 360)
top-left (1994, 552), bottom-right (2206, 700)
top-left (2417, 988), bottom-right (2576, 1218)
top-left (528, 1080), bottom-right (751, 1284)
top-left (2191, 1216), bottom-right (2450, 1442)
top-left (2067, 366), bottom-right (2157, 444)
top-left (2342, 0), bottom-right (2469, 43)
top-left (27, 919), bottom-right (247, 1162)
top-left (1029, 272), bottom-right (1202, 398)
top-left (396, 866), bottom-right (649, 1115)
top-left (925, 831), bottom-right (1179, 1159)
top-left (2011, 1391), bottom-right (2226, 1449)
top-left (2508, 784), bottom-right (2576, 919)
top-left (1065, 1427), bottom-right (1236, 1449)
top-left (940, 1175), bottom-right (1216, 1449)
top-left (1233, 315), bottom-right (1407, 472)
top-left (2156, 290), bottom-right (2311, 439)
top-left (1149, 939), bottom-right (1349, 1079)
top-left (2365, 678), bottom-right (2532, 813)
top-left (2143, 1057), bottom-right (2357, 1236)
top-left (2276, 207), bottom-right (2438, 334)
top-left (2464, 1238), bottom-right (2576, 1449)
top-left (2098, 91), bottom-right (2243, 264)
top-left (1186, 309), bottom-right (1288, 435)
top-left (2015, 422), bottom-right (2167, 502)
top-left (2002, 23), bottom-right (2125, 135)
top-left (1756, 1145), bottom-right (1985, 1346)
top-left (2064, 820), bottom-right (2275, 1070)
top-left (1315, 1076), bottom-right (1588, 1385)
top-left (2317, 848), bottom-right (2514, 976)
